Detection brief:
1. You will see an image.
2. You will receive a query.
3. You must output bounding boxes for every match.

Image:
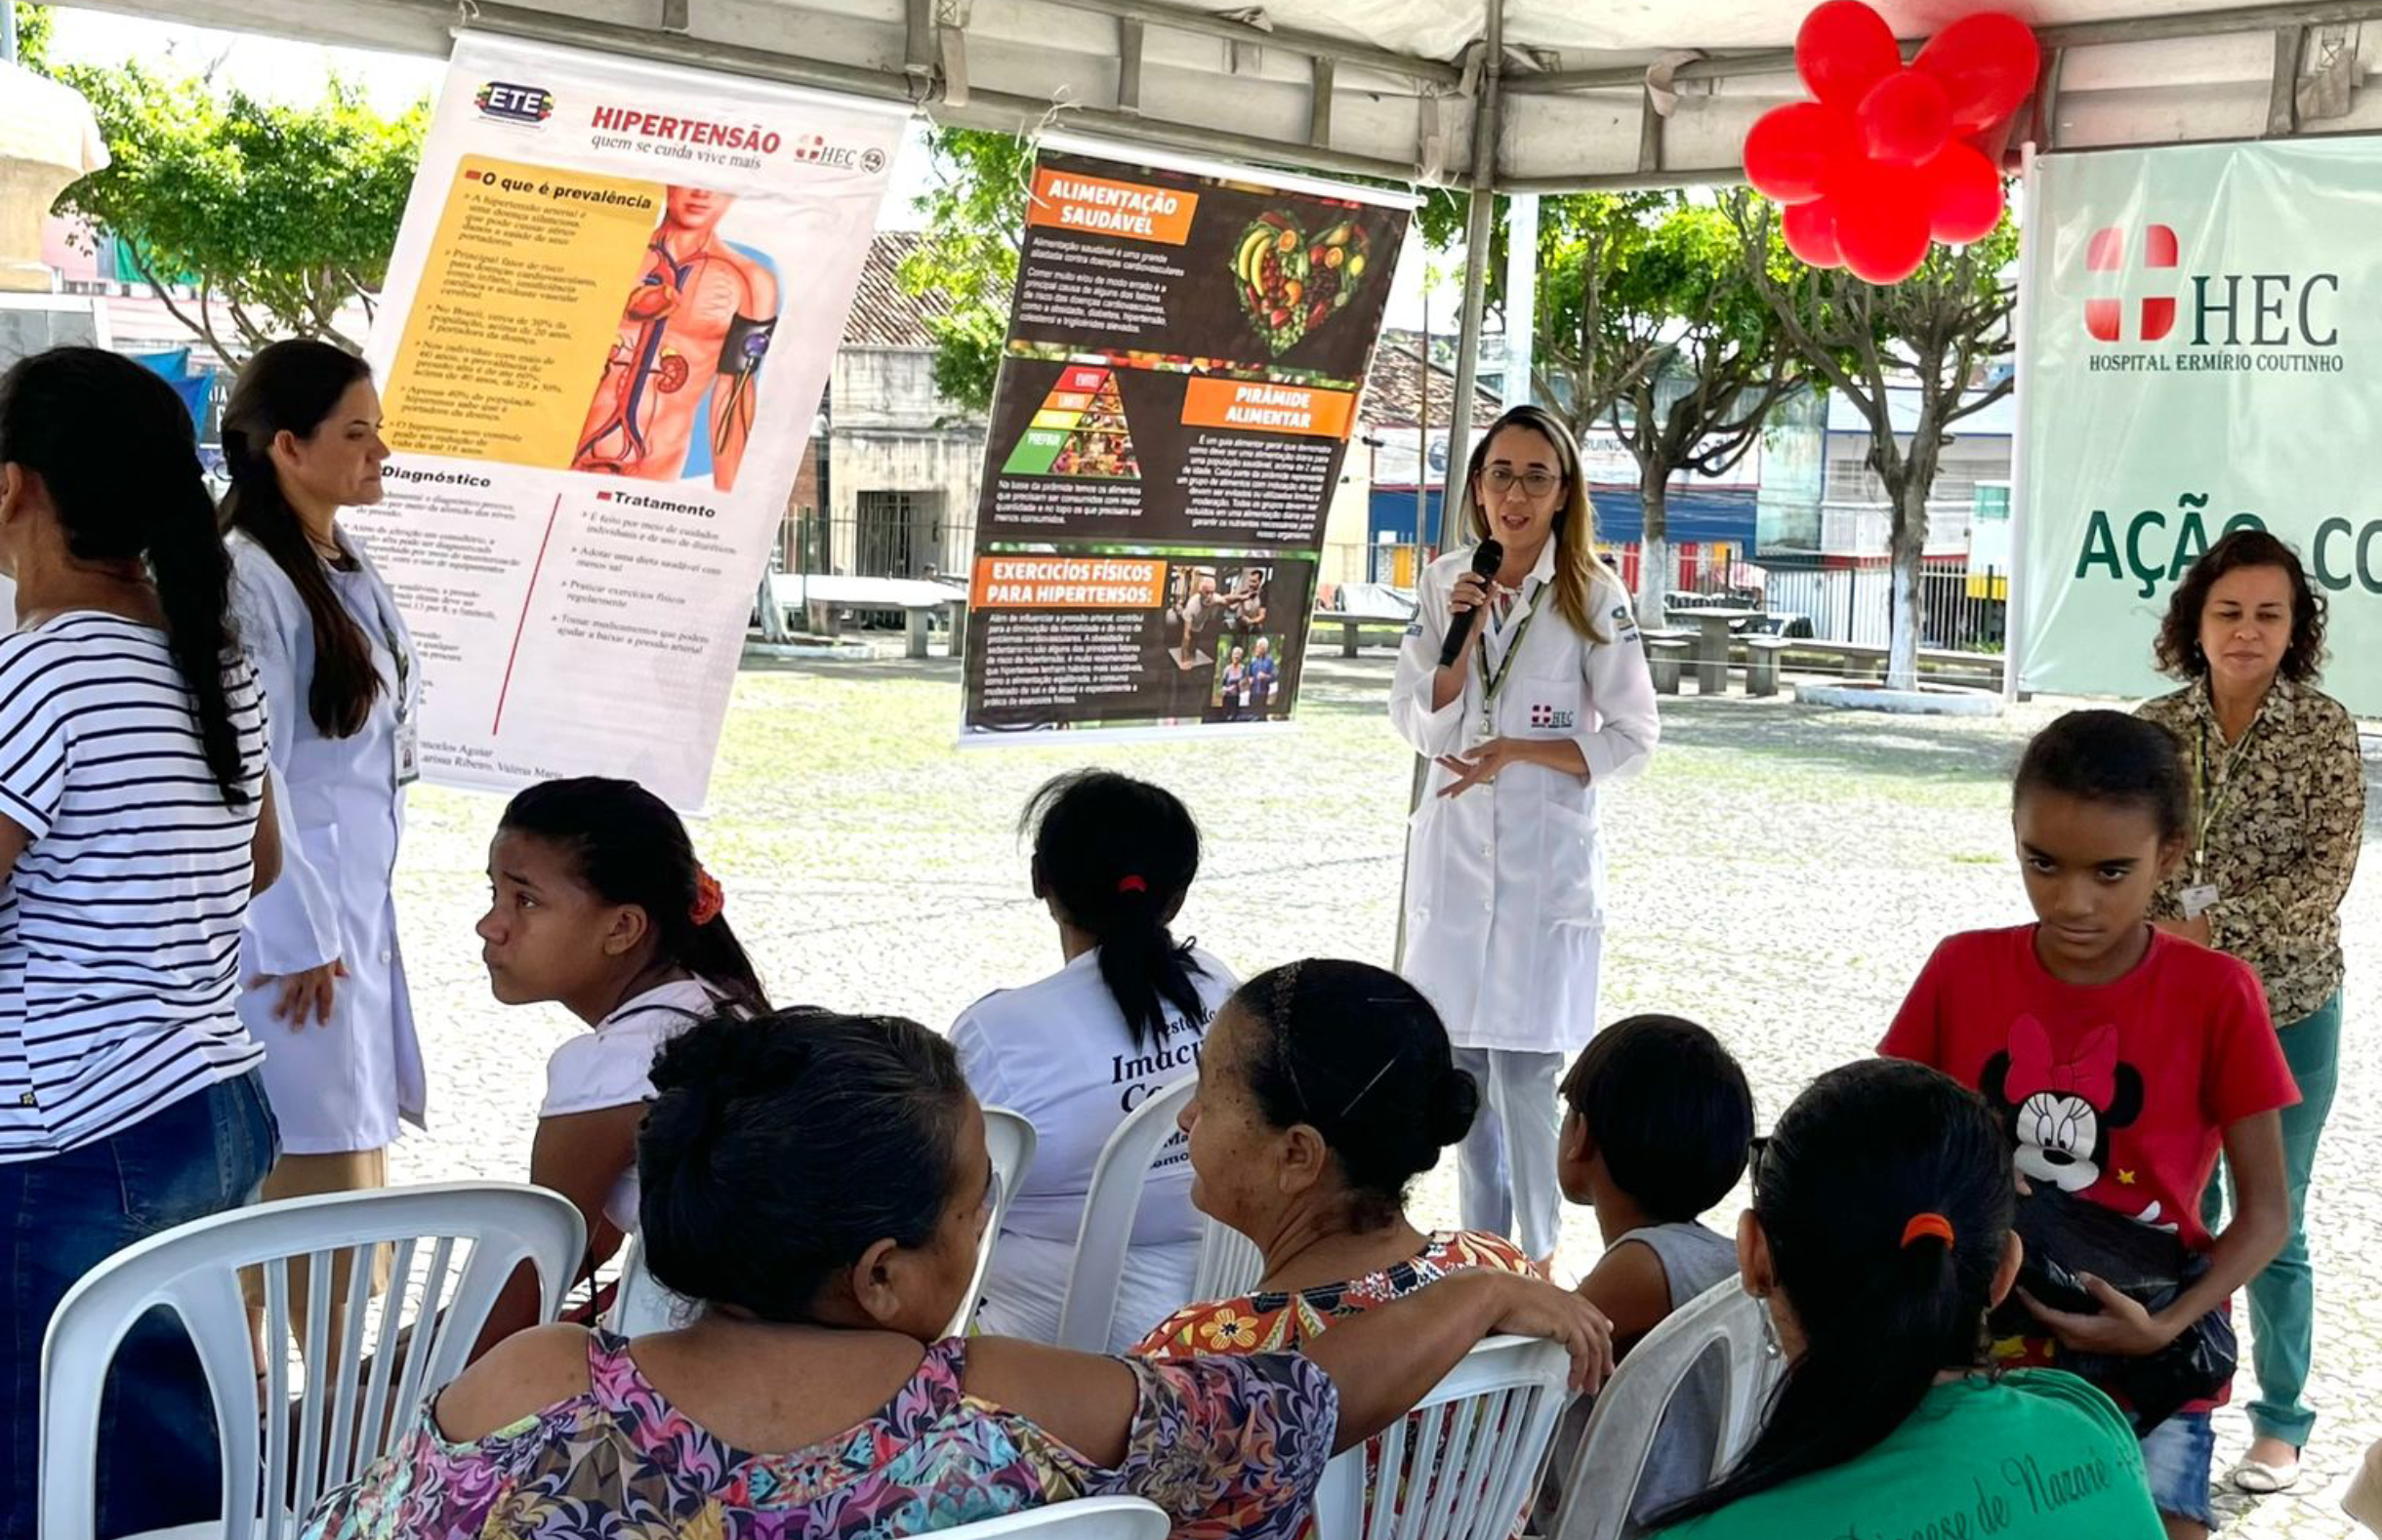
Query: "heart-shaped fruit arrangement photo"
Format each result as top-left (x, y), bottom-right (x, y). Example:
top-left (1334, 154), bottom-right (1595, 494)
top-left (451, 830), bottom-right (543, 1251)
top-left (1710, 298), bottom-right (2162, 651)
top-left (1234, 212), bottom-right (1370, 355)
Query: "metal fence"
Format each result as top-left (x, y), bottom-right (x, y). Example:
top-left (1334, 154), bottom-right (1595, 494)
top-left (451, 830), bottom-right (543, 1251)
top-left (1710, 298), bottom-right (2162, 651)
top-left (1358, 540), bottom-right (2006, 654)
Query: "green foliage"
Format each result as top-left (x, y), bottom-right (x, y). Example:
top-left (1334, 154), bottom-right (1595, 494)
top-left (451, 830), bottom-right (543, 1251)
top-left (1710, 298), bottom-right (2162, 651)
top-left (896, 126), bottom-right (1034, 414)
top-left (1537, 194), bottom-right (1797, 613)
top-left (50, 61), bottom-right (426, 363)
top-left (9, 2), bottom-right (51, 68)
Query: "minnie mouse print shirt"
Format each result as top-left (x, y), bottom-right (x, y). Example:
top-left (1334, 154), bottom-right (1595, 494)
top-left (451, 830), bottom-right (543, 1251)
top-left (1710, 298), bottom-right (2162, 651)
top-left (1881, 925), bottom-right (2296, 1252)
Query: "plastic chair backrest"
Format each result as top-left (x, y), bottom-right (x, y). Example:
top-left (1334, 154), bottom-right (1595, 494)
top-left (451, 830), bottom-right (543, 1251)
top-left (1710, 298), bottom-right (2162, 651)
top-left (39, 1182), bottom-right (585, 1540)
top-left (1191, 1212), bottom-right (1265, 1302)
top-left (932, 1496), bottom-right (1170, 1540)
top-left (1546, 1280), bottom-right (1780, 1540)
top-left (949, 1106), bottom-right (1039, 1338)
top-left (607, 1232), bottom-right (692, 1337)
top-left (1055, 1076), bottom-right (1198, 1352)
top-left (1311, 1334), bottom-right (1576, 1540)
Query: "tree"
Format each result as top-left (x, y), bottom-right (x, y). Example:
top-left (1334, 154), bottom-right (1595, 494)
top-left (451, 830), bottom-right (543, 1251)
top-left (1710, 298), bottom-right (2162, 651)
top-left (895, 126), bottom-right (1032, 415)
top-left (1733, 194), bottom-right (2018, 691)
top-left (9, 2), bottom-right (52, 68)
top-left (46, 61), bottom-right (426, 365)
top-left (1539, 194), bottom-right (1798, 627)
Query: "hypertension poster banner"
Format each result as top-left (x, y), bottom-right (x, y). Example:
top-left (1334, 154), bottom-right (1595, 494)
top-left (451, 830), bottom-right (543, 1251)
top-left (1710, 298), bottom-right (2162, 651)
top-left (960, 135), bottom-right (1412, 739)
top-left (353, 34), bottom-right (900, 806)
top-left (2017, 139), bottom-right (2382, 715)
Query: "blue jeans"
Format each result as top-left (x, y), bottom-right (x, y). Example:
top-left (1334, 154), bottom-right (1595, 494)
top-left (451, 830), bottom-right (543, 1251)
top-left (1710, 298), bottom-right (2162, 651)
top-left (1, 1072), bottom-right (278, 1540)
top-left (2140, 1410), bottom-right (2216, 1525)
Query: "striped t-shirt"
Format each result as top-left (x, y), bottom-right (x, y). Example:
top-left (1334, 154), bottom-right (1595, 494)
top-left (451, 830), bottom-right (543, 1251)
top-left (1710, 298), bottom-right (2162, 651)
top-left (0, 613), bottom-right (270, 1160)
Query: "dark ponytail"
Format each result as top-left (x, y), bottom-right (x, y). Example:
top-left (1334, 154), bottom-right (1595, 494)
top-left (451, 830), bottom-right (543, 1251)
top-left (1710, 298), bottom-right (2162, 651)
top-left (1022, 770), bottom-right (1206, 1048)
top-left (1653, 1059), bottom-right (2014, 1524)
top-left (1235, 959), bottom-right (1480, 1232)
top-left (220, 339), bottom-right (383, 739)
top-left (0, 347), bottom-right (250, 806)
top-left (499, 777), bottom-right (768, 1014)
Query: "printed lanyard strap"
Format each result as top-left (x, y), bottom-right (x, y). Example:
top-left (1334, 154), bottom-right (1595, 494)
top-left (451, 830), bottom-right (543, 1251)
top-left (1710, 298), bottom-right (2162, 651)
top-left (2193, 709), bottom-right (2261, 876)
top-left (1474, 582), bottom-right (1543, 717)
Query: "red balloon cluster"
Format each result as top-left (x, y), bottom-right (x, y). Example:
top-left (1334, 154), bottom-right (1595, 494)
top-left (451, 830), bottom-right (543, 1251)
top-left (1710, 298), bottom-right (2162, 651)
top-left (1744, 2), bottom-right (2037, 283)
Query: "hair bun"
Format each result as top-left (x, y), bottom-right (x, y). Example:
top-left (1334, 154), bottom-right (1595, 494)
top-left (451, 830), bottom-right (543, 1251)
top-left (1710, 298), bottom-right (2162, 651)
top-left (1429, 1067), bottom-right (1482, 1148)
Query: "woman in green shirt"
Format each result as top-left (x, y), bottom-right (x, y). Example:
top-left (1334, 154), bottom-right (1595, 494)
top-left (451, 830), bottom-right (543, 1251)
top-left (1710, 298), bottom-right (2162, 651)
top-left (1649, 1060), bottom-right (2163, 1540)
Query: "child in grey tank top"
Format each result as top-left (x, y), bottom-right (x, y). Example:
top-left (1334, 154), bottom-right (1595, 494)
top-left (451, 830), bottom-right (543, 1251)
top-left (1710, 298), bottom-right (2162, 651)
top-left (1535, 1017), bottom-right (1756, 1536)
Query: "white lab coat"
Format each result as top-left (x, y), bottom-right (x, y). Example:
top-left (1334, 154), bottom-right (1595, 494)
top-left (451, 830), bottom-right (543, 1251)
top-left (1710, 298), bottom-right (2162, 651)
top-left (231, 531), bottom-right (428, 1155)
top-left (1390, 543), bottom-right (1660, 1054)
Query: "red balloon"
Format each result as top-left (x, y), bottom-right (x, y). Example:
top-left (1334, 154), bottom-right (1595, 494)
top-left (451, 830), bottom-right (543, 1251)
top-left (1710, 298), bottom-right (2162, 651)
top-left (1744, 102), bottom-right (1856, 205)
top-left (1925, 140), bottom-right (2005, 243)
top-left (1858, 69), bottom-right (1951, 167)
top-left (1915, 12), bottom-right (2041, 133)
top-left (1797, 0), bottom-right (1903, 107)
top-left (1832, 161), bottom-right (1932, 283)
top-left (1783, 200), bottom-right (1843, 268)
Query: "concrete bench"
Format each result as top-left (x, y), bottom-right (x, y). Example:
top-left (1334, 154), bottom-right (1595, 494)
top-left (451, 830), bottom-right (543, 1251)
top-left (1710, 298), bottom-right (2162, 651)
top-left (1311, 611), bottom-right (1412, 658)
top-left (1745, 635), bottom-right (1794, 698)
top-left (1642, 632), bottom-right (1694, 696)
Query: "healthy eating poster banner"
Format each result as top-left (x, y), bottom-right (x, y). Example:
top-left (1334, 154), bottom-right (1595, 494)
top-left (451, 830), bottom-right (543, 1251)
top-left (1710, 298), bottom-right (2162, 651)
top-left (353, 33), bottom-right (901, 806)
top-left (960, 136), bottom-right (1413, 739)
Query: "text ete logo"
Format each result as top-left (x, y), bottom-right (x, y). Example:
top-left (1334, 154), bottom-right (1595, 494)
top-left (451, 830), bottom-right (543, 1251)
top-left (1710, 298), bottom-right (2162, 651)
top-left (476, 82), bottom-right (554, 125)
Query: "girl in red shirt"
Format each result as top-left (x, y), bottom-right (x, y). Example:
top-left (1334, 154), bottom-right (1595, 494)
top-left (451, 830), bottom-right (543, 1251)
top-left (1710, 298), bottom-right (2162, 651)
top-left (1882, 709), bottom-right (2295, 1540)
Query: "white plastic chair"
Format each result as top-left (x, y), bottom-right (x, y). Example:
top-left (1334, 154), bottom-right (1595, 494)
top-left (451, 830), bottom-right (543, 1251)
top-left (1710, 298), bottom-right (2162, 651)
top-left (1311, 1334), bottom-right (1576, 1540)
top-left (1055, 1076), bottom-right (1253, 1352)
top-left (40, 1181), bottom-right (585, 1540)
top-left (605, 1232), bottom-right (690, 1338)
top-left (949, 1105), bottom-right (1039, 1337)
top-left (1545, 1280), bottom-right (1781, 1540)
top-left (933, 1496), bottom-right (1170, 1540)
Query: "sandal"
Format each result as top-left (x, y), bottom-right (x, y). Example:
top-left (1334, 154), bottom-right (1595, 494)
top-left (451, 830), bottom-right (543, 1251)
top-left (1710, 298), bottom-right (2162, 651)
top-left (2229, 1454), bottom-right (2302, 1494)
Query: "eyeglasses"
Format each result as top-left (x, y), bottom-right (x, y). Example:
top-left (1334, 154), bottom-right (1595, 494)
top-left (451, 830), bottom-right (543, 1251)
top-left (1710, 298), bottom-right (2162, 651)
top-left (1481, 466), bottom-right (1563, 499)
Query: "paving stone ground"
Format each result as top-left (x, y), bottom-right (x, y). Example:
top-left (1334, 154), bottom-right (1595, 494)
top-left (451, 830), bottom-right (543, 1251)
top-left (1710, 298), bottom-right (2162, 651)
top-left (376, 651), bottom-right (2381, 1537)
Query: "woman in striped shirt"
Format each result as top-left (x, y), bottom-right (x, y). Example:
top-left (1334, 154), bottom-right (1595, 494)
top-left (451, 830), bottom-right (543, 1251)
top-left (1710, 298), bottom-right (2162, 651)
top-left (0, 347), bottom-right (284, 1540)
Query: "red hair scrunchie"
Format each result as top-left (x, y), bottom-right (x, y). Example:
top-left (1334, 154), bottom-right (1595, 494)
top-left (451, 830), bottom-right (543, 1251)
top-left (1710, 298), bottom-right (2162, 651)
top-left (690, 868), bottom-right (725, 926)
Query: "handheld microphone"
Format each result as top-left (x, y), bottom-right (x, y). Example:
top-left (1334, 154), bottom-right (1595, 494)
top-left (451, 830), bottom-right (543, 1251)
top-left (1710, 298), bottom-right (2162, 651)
top-left (1437, 538), bottom-right (1504, 668)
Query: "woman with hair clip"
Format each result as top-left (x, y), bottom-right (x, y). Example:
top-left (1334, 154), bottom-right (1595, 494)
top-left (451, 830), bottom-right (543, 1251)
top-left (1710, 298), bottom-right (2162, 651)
top-left (469, 777), bottom-right (771, 1356)
top-left (221, 339), bottom-right (428, 1351)
top-left (952, 769), bottom-right (1234, 1351)
top-left (1390, 404), bottom-right (1660, 1276)
top-left (0, 347), bottom-right (282, 1539)
top-left (1647, 1059), bottom-right (2161, 1538)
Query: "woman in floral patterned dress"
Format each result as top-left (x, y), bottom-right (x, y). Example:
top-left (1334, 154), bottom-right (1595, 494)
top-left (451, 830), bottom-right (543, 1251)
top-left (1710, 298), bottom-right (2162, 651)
top-left (2138, 529), bottom-right (2367, 1495)
top-left (303, 1007), bottom-right (1613, 1540)
top-left (1135, 961), bottom-right (1570, 1537)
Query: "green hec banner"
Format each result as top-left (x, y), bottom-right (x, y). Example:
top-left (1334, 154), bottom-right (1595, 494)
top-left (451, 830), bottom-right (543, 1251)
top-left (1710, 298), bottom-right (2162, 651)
top-left (2019, 140), bottom-right (2382, 715)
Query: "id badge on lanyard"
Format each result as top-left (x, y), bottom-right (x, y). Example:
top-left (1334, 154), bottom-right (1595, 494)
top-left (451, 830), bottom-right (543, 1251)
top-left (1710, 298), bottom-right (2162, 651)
top-left (380, 613), bottom-right (420, 787)
top-left (2185, 709), bottom-right (2257, 919)
top-left (1473, 585), bottom-right (1540, 743)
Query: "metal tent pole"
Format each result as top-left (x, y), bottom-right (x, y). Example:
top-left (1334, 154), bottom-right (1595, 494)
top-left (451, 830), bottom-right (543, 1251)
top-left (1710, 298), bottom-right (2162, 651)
top-left (1397, 0), bottom-right (1503, 972)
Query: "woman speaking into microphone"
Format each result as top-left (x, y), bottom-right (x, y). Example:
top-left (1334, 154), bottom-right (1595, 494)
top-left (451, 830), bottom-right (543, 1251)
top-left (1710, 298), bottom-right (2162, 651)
top-left (1390, 404), bottom-right (1660, 1274)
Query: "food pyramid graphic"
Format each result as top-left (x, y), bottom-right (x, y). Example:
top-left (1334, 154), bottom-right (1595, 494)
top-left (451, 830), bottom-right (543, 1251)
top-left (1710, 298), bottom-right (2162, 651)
top-left (1002, 365), bottom-right (1141, 479)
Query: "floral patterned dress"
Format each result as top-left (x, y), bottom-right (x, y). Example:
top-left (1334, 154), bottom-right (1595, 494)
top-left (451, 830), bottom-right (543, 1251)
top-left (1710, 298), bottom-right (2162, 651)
top-left (1133, 1230), bottom-right (1536, 1540)
top-left (302, 1330), bottom-right (1335, 1540)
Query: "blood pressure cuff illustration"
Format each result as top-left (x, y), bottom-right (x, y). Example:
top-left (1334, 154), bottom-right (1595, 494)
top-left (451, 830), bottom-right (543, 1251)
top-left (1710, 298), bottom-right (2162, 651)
top-left (719, 313), bottom-right (776, 376)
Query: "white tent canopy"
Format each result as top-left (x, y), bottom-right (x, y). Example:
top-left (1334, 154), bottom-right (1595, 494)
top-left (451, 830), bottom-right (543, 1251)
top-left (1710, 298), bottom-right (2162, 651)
top-left (62, 0), bottom-right (2382, 189)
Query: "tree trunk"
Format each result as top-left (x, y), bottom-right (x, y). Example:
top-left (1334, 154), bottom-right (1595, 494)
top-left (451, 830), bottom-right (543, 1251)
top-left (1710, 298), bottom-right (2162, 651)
top-left (1633, 466), bottom-right (1671, 629)
top-left (755, 571), bottom-right (789, 644)
top-left (1885, 476), bottom-right (1929, 692)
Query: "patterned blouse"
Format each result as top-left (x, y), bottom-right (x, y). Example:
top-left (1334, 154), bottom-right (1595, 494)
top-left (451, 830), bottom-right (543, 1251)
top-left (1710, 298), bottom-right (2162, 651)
top-left (2138, 677), bottom-right (2367, 1024)
top-left (1134, 1230), bottom-right (1535, 1540)
top-left (302, 1330), bottom-right (1335, 1540)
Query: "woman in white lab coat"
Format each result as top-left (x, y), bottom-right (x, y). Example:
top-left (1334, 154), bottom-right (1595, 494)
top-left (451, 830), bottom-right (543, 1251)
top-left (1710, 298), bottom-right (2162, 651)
top-left (221, 342), bottom-right (427, 1322)
top-left (1390, 404), bottom-right (1660, 1272)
